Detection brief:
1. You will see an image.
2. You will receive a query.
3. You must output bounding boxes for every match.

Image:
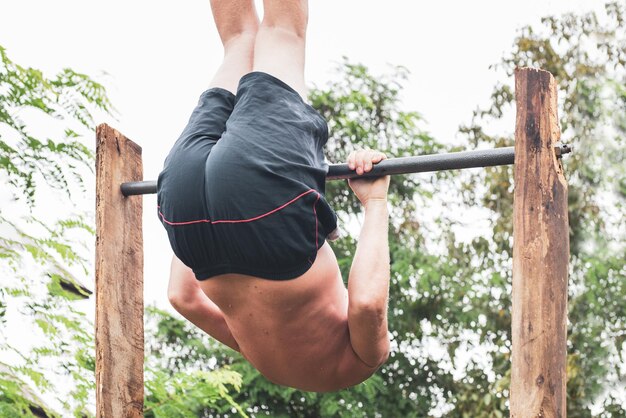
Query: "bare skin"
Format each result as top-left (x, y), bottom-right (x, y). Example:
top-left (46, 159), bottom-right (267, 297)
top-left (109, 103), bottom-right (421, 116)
top-left (167, 0), bottom-right (391, 392)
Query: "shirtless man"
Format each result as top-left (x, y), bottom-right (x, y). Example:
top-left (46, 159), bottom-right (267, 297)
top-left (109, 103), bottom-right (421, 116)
top-left (158, 0), bottom-right (390, 392)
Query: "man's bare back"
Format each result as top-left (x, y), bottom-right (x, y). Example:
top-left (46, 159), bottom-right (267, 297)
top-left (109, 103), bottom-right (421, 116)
top-left (163, 0), bottom-right (391, 392)
top-left (198, 243), bottom-right (378, 391)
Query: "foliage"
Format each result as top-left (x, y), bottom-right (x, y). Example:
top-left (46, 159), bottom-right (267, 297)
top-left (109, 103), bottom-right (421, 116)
top-left (0, 45), bottom-right (112, 205)
top-left (144, 306), bottom-right (249, 417)
top-left (0, 44), bottom-right (112, 416)
top-left (144, 366), bottom-right (245, 417)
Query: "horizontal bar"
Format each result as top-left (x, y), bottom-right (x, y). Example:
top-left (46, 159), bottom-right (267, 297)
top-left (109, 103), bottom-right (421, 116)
top-left (120, 145), bottom-right (571, 196)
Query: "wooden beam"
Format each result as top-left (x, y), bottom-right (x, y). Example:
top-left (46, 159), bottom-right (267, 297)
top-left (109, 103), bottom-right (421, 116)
top-left (511, 68), bottom-right (569, 417)
top-left (95, 124), bottom-right (144, 417)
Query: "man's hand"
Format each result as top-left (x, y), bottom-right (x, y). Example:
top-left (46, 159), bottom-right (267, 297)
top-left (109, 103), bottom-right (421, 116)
top-left (347, 149), bottom-right (391, 205)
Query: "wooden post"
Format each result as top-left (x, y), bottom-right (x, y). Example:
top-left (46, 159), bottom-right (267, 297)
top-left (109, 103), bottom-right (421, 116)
top-left (95, 124), bottom-right (144, 417)
top-left (511, 68), bottom-right (569, 417)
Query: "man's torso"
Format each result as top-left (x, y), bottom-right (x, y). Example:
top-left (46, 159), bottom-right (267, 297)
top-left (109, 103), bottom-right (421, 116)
top-left (198, 242), bottom-right (377, 391)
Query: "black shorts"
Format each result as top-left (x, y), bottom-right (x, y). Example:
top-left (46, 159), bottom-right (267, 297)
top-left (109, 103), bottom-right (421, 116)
top-left (157, 72), bottom-right (338, 280)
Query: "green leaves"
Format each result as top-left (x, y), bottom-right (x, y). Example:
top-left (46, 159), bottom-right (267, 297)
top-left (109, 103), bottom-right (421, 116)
top-left (0, 45), bottom-right (112, 416)
top-left (144, 367), bottom-right (246, 418)
top-left (0, 45), bottom-right (112, 205)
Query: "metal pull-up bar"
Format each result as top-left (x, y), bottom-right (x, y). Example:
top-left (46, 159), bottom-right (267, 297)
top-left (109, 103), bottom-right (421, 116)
top-left (120, 144), bottom-right (571, 196)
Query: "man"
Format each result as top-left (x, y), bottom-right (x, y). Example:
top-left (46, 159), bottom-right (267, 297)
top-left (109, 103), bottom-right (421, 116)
top-left (157, 0), bottom-right (391, 392)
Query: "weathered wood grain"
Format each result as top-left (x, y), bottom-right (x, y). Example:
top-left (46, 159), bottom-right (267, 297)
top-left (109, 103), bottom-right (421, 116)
top-left (95, 124), bottom-right (144, 417)
top-left (511, 68), bottom-right (569, 418)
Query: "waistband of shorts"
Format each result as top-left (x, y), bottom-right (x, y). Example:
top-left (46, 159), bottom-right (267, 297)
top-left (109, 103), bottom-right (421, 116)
top-left (237, 71), bottom-right (326, 119)
top-left (193, 250), bottom-right (318, 281)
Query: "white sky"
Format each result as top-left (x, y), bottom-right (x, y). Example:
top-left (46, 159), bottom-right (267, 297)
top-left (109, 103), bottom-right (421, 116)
top-left (1, 0), bottom-right (605, 309)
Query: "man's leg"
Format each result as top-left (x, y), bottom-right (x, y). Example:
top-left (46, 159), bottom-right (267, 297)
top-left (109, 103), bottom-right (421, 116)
top-left (165, 1), bottom-right (262, 352)
top-left (253, 0), bottom-right (309, 99)
top-left (209, 0), bottom-right (260, 93)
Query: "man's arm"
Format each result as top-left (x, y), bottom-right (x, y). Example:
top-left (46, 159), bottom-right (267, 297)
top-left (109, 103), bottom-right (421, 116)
top-left (347, 199), bottom-right (391, 367)
top-left (346, 149), bottom-right (391, 368)
top-left (167, 256), bottom-right (240, 352)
